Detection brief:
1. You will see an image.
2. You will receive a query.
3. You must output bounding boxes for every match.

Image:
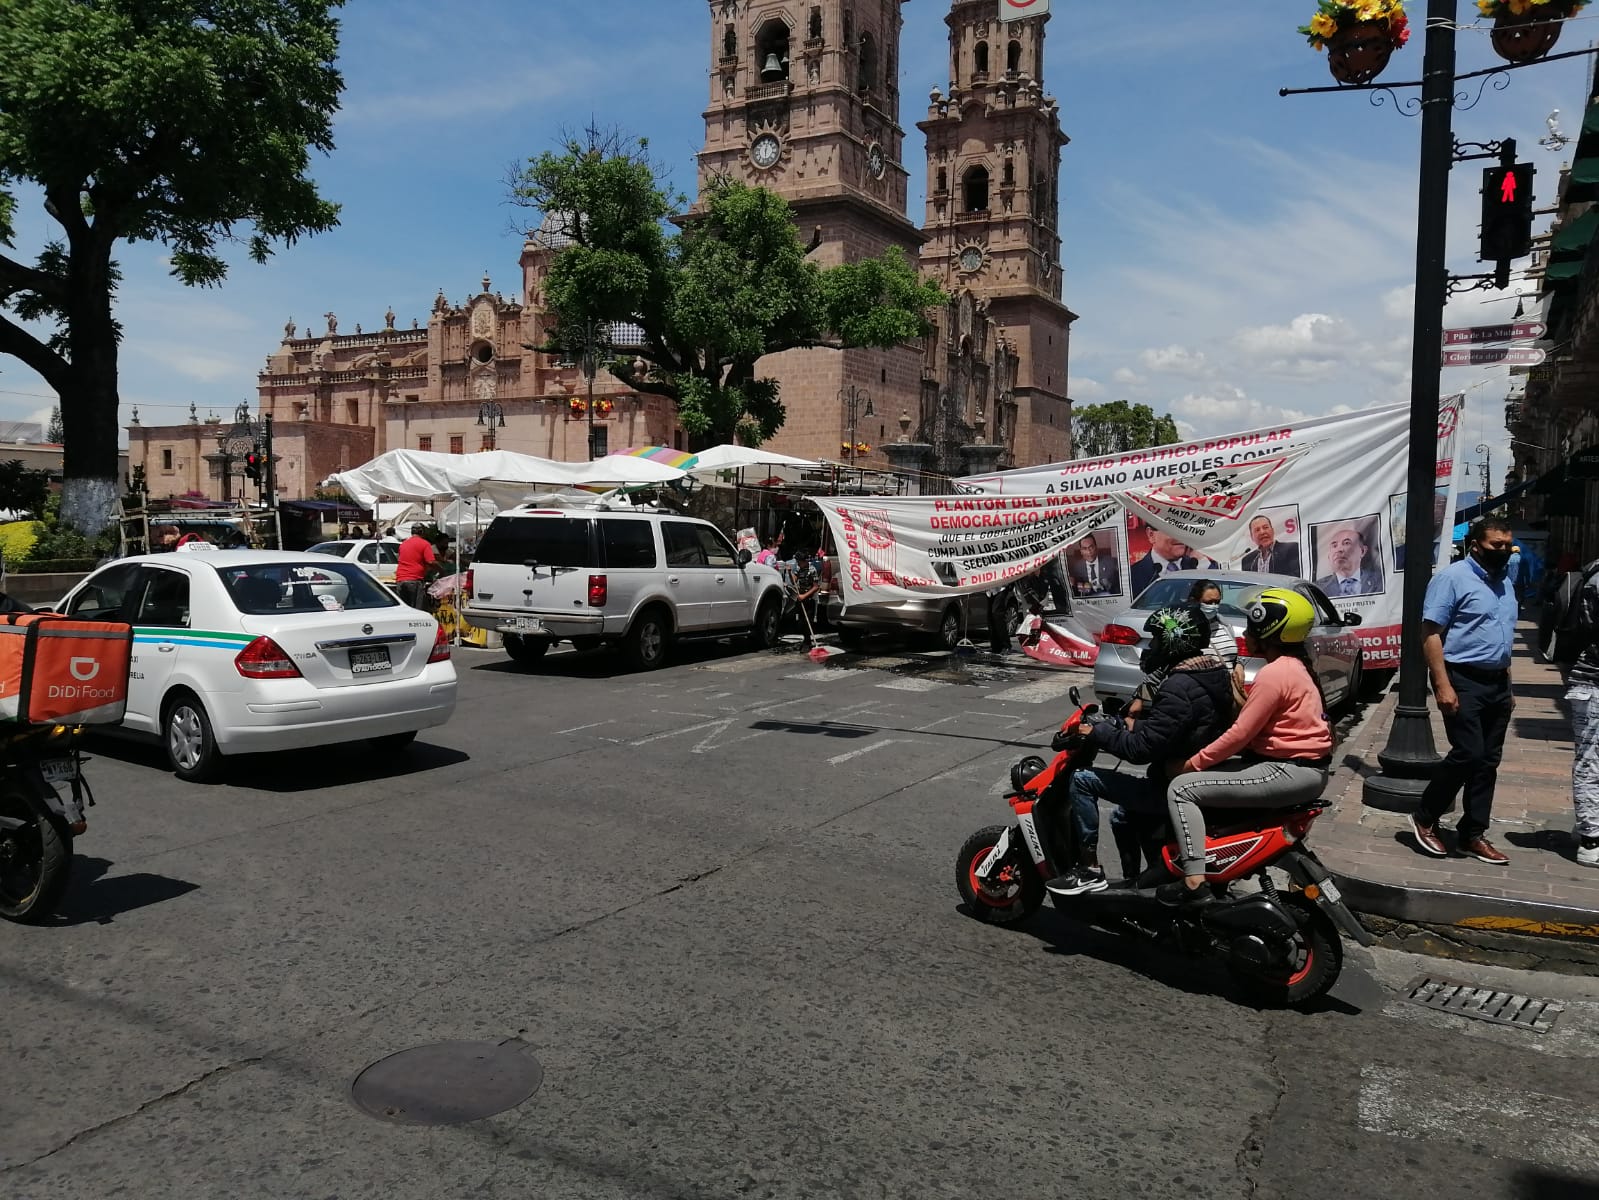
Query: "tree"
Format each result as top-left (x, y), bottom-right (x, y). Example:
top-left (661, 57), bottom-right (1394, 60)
top-left (512, 132), bottom-right (943, 446)
top-left (1071, 400), bottom-right (1181, 459)
top-left (0, 0), bottom-right (344, 534)
top-left (45, 406), bottom-right (62, 444)
top-left (0, 459), bottom-right (49, 517)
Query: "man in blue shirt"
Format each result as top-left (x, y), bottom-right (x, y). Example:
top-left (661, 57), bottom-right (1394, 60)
top-left (1411, 516), bottom-right (1520, 865)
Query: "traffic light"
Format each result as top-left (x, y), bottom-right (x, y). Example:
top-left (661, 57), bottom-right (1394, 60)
top-left (1480, 162), bottom-right (1535, 263)
top-left (244, 451), bottom-right (262, 483)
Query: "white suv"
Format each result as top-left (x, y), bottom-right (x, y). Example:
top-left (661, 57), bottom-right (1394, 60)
top-left (463, 506), bottom-right (788, 670)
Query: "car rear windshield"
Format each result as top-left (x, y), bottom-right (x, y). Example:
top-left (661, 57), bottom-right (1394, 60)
top-left (1134, 577), bottom-right (1261, 613)
top-left (220, 562), bottom-right (398, 615)
top-left (475, 517), bottom-right (597, 568)
top-left (307, 542), bottom-right (352, 556)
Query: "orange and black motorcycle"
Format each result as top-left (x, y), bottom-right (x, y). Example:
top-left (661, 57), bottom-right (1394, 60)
top-left (955, 688), bottom-right (1373, 1008)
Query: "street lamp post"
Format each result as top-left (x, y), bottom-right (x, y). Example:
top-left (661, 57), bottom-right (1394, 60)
top-left (1476, 441), bottom-right (1493, 504)
top-left (840, 385), bottom-right (873, 465)
top-left (477, 399), bottom-right (506, 451)
top-left (580, 318), bottom-right (608, 461)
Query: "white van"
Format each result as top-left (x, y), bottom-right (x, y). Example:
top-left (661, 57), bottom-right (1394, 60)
top-left (463, 507), bottom-right (788, 670)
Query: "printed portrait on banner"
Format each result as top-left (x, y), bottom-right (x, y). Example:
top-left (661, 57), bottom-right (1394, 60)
top-left (1310, 514), bottom-right (1387, 599)
top-left (1237, 505), bottom-right (1303, 578)
top-left (1065, 525), bottom-right (1125, 599)
top-left (1390, 485), bottom-right (1451, 573)
top-left (1126, 512), bottom-right (1218, 600)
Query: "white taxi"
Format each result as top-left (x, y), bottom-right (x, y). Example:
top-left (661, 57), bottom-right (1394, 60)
top-left (59, 551), bottom-right (458, 782)
top-left (305, 538), bottom-right (401, 583)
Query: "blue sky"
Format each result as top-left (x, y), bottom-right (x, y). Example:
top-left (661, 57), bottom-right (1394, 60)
top-left (2, 0), bottom-right (1592, 490)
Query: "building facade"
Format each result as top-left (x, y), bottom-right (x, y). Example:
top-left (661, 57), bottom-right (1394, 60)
top-left (134, 2), bottom-right (1077, 502)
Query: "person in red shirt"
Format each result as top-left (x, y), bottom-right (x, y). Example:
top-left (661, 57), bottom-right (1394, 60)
top-left (1158, 587), bottom-right (1333, 906)
top-left (394, 530), bottom-right (438, 609)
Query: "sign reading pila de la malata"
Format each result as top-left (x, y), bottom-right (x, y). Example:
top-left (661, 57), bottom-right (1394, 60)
top-left (813, 399), bottom-right (1463, 669)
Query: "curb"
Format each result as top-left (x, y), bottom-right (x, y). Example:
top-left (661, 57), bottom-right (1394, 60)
top-left (1331, 869), bottom-right (1599, 942)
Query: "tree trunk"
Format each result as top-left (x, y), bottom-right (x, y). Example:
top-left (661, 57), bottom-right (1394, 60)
top-left (59, 238), bottom-right (122, 536)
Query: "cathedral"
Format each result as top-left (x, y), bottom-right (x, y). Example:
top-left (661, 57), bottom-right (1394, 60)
top-left (130, 1), bottom-right (1074, 503)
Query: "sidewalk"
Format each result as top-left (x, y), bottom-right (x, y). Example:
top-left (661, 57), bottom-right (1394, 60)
top-left (1316, 619), bottom-right (1599, 950)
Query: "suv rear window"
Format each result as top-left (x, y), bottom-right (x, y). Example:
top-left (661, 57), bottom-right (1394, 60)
top-left (602, 520), bottom-right (657, 569)
top-left (476, 517), bottom-right (597, 567)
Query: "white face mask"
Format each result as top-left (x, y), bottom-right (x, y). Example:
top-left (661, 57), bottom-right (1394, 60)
top-left (1200, 602), bottom-right (1221, 618)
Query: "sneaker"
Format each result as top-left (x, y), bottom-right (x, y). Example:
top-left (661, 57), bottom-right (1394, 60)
top-left (1155, 879), bottom-right (1215, 907)
top-left (1410, 814), bottom-right (1448, 858)
top-left (1577, 837), bottom-right (1599, 868)
top-left (1046, 866), bottom-right (1109, 896)
top-left (1458, 835), bottom-right (1510, 865)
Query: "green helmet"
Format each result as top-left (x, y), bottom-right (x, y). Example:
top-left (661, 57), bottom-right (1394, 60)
top-left (1140, 603), bottom-right (1210, 675)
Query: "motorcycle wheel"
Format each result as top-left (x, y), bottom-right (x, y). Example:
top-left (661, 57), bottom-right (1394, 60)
top-left (0, 783), bottom-right (71, 924)
top-left (956, 824), bottom-right (1043, 925)
top-left (1232, 894), bottom-right (1342, 1009)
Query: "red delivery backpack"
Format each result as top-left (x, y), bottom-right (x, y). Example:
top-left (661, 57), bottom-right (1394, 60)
top-left (0, 612), bottom-right (134, 725)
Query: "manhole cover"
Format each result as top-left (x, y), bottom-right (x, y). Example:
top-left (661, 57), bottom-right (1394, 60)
top-left (1405, 977), bottom-right (1564, 1032)
top-left (350, 1040), bottom-right (543, 1125)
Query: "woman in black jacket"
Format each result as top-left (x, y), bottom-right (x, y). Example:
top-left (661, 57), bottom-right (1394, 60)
top-left (1047, 604), bottom-right (1237, 894)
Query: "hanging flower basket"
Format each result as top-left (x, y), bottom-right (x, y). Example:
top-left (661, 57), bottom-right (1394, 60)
top-left (1299, 2), bottom-right (1410, 85)
top-left (1479, 0), bottom-right (1588, 65)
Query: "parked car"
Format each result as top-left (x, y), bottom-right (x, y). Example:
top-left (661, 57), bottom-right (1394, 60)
top-left (1092, 569), bottom-right (1364, 711)
top-left (59, 551), bottom-right (458, 782)
top-left (820, 554), bottom-right (995, 650)
top-left (306, 538), bottom-right (401, 583)
top-left (462, 506), bottom-right (788, 670)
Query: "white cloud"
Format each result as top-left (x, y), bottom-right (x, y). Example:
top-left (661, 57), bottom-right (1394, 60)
top-left (1234, 312), bottom-right (1356, 358)
top-left (1381, 285), bottom-right (1414, 321)
top-left (1170, 386), bottom-right (1310, 434)
top-left (133, 343), bottom-right (247, 383)
top-left (1068, 375), bottom-right (1104, 398)
top-left (1141, 344), bottom-right (1207, 375)
top-left (1112, 367), bottom-right (1144, 386)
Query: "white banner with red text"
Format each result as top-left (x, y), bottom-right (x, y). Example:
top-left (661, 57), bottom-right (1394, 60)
top-left (816, 399), bottom-right (1462, 670)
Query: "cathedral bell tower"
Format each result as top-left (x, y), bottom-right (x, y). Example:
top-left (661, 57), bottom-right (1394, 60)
top-left (919, 0), bottom-right (1075, 464)
top-left (693, 1), bottom-right (925, 461)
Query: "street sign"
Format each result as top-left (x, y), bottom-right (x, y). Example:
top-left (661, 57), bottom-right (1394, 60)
top-left (1442, 320), bottom-right (1546, 345)
top-left (1571, 447), bottom-right (1599, 480)
top-left (1441, 345), bottom-right (1546, 367)
top-left (999, 0), bottom-right (1050, 20)
top-left (1527, 364), bottom-right (1556, 382)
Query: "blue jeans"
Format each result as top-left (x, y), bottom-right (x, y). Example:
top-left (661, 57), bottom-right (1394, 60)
top-left (1067, 767), bottom-right (1165, 851)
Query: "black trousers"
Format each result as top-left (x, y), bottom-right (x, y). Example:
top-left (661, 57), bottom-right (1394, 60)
top-left (1418, 664), bottom-right (1513, 840)
top-left (396, 580), bottom-right (428, 610)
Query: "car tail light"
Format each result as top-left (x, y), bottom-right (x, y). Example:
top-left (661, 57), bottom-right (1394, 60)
top-left (1236, 636), bottom-right (1251, 658)
top-left (235, 636), bottom-right (301, 679)
top-left (428, 623), bottom-right (451, 663)
top-left (588, 574), bottom-right (608, 607)
top-left (463, 568), bottom-right (474, 600)
top-left (1098, 623), bottom-right (1141, 646)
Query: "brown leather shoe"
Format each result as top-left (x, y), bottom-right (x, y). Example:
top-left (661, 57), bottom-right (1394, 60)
top-left (1410, 814), bottom-right (1448, 858)
top-left (1458, 835), bottom-right (1509, 865)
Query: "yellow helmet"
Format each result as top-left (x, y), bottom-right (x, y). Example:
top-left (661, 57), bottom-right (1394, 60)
top-left (1245, 587), bottom-right (1315, 645)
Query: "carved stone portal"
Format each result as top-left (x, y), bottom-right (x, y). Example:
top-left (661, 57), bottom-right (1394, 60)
top-left (472, 371), bottom-right (497, 400)
top-left (469, 301), bottom-right (496, 342)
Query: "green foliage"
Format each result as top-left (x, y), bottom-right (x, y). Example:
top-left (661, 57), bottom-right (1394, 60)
top-left (19, 494), bottom-right (115, 567)
top-left (512, 132), bottom-right (943, 446)
top-left (0, 0), bottom-right (346, 533)
top-left (0, 519), bottom-right (38, 566)
top-left (0, 459), bottom-right (49, 516)
top-left (45, 406), bottom-right (63, 443)
top-left (1071, 401), bottom-right (1182, 460)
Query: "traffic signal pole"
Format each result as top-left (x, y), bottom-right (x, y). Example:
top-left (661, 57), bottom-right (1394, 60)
top-left (1363, 0), bottom-right (1455, 806)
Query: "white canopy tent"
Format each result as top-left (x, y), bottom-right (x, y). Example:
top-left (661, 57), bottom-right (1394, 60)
top-left (689, 445), bottom-right (820, 472)
top-left (325, 448), bottom-right (689, 509)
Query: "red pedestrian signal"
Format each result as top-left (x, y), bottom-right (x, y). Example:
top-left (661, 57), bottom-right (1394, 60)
top-left (1480, 162), bottom-right (1535, 263)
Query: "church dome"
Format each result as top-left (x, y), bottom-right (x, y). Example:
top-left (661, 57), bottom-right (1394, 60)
top-left (533, 210), bottom-right (578, 250)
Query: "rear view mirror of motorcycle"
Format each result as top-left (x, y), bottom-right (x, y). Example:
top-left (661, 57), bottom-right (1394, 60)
top-left (1069, 686), bottom-right (1081, 707)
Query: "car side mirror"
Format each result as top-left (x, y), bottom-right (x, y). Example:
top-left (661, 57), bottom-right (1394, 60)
top-left (737, 548), bottom-right (752, 566)
top-left (1341, 612), bottom-right (1362, 627)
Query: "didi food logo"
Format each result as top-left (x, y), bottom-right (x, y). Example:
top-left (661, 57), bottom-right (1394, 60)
top-left (69, 657), bottom-right (101, 682)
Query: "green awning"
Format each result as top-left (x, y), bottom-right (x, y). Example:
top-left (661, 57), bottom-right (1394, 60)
top-left (1554, 209), bottom-right (1599, 251)
top-left (1583, 101), bottom-right (1599, 134)
top-left (1545, 259), bottom-right (1585, 280)
top-left (1572, 156), bottom-right (1599, 185)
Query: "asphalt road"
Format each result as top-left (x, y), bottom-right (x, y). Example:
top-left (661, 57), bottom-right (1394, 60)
top-left (3, 636), bottom-right (1598, 1200)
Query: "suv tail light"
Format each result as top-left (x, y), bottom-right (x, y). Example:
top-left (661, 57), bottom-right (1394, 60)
top-left (235, 636), bottom-right (301, 679)
top-left (428, 623), bottom-right (451, 663)
top-left (588, 574), bottom-right (608, 607)
top-left (1098, 623), bottom-right (1141, 646)
top-left (462, 568), bottom-right (474, 600)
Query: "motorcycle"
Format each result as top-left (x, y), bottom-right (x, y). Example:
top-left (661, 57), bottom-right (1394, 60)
top-left (0, 723), bottom-right (94, 923)
top-left (954, 688), bottom-right (1373, 1008)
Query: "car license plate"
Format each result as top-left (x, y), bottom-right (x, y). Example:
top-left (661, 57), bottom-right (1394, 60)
top-left (506, 618), bottom-right (545, 633)
top-left (349, 646), bottom-right (392, 675)
top-left (40, 758), bottom-right (75, 786)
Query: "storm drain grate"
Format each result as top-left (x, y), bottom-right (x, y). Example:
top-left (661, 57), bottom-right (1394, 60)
top-left (1405, 977), bottom-right (1564, 1032)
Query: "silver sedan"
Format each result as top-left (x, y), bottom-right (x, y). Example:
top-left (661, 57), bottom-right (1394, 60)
top-left (1090, 570), bottom-right (1366, 711)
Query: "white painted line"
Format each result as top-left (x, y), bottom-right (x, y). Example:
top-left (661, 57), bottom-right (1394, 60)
top-left (827, 738), bottom-right (906, 765)
top-left (782, 669), bottom-right (853, 682)
top-left (1357, 1064), bottom-right (1599, 1174)
top-left (986, 677), bottom-right (1083, 705)
top-left (913, 711), bottom-right (1024, 731)
top-left (876, 677), bottom-right (949, 693)
top-left (696, 656), bottom-right (791, 674)
top-left (554, 720), bottom-right (613, 735)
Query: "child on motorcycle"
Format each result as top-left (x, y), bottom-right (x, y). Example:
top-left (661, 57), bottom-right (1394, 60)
top-left (1158, 587), bottom-right (1333, 907)
top-left (1046, 603), bottom-right (1236, 895)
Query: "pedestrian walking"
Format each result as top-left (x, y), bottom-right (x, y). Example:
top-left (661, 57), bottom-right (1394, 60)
top-left (394, 528), bottom-right (437, 610)
top-left (1550, 554), bottom-right (1599, 866)
top-left (1410, 516), bottom-right (1520, 865)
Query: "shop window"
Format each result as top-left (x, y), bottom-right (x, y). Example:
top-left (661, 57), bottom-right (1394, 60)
top-left (449, 434), bottom-right (464, 454)
top-left (418, 435), bottom-right (433, 451)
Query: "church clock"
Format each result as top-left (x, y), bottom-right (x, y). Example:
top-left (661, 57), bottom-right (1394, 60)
top-left (750, 132), bottom-right (782, 170)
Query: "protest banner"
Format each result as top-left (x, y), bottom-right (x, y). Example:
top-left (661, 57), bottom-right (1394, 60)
top-left (814, 399), bottom-right (1462, 670)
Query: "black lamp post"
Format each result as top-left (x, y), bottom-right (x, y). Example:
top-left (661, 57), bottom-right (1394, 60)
top-left (477, 399), bottom-right (505, 451)
top-left (840, 385), bottom-right (873, 463)
top-left (580, 318), bottom-right (609, 461)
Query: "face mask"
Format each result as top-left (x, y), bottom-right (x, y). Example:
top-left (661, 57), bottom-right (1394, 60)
top-left (1199, 602), bottom-right (1221, 618)
top-left (1475, 547), bottom-right (1512, 573)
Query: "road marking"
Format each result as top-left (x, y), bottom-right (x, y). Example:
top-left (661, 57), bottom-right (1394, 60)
top-left (1357, 1064), bottom-right (1599, 1174)
top-left (876, 677), bottom-right (949, 693)
top-left (696, 656), bottom-right (790, 674)
top-left (913, 711), bottom-right (1025, 732)
top-left (782, 668), bottom-right (853, 682)
top-left (554, 720), bottom-right (613, 735)
top-left (827, 738), bottom-right (907, 765)
top-left (629, 694), bottom-right (823, 747)
top-left (986, 677), bottom-right (1083, 705)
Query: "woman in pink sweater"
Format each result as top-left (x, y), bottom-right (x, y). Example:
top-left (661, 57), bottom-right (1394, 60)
top-left (1157, 588), bottom-right (1333, 907)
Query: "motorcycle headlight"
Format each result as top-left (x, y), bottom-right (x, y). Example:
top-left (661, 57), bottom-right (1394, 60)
top-left (1010, 755), bottom-right (1047, 794)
